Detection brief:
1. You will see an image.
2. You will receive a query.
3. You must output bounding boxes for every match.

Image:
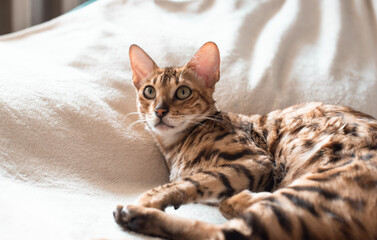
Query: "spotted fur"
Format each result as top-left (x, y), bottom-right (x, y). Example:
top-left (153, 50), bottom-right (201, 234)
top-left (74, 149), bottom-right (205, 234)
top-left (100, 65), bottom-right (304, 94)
top-left (114, 42), bottom-right (377, 240)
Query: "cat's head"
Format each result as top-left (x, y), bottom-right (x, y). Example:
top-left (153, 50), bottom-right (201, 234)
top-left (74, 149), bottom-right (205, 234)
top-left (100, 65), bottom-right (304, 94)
top-left (129, 42), bottom-right (220, 139)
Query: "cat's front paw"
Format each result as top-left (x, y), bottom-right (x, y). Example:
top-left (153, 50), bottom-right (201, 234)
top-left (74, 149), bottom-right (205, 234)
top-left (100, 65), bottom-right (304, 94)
top-left (113, 205), bottom-right (149, 231)
top-left (136, 192), bottom-right (170, 210)
top-left (136, 197), bottom-right (167, 210)
top-left (113, 205), bottom-right (128, 228)
top-left (113, 205), bottom-right (168, 237)
top-left (136, 184), bottom-right (186, 210)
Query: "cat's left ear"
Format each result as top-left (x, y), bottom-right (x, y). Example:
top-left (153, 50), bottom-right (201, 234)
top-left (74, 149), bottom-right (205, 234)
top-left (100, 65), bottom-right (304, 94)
top-left (129, 44), bottom-right (158, 89)
top-left (185, 42), bottom-right (220, 88)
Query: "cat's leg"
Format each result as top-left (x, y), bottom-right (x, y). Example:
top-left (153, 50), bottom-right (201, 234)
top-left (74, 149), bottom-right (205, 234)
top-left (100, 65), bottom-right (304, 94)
top-left (114, 204), bottom-right (251, 240)
top-left (219, 190), bottom-right (272, 219)
top-left (134, 158), bottom-right (274, 210)
top-left (219, 164), bottom-right (376, 240)
top-left (115, 169), bottom-right (375, 240)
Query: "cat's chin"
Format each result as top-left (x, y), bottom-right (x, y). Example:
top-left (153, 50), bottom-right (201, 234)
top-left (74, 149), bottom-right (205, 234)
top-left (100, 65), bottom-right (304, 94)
top-left (155, 123), bottom-right (174, 130)
top-left (152, 122), bottom-right (176, 135)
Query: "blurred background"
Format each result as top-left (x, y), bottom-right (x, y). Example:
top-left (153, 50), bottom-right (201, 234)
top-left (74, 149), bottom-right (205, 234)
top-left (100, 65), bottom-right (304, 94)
top-left (0, 0), bottom-right (93, 35)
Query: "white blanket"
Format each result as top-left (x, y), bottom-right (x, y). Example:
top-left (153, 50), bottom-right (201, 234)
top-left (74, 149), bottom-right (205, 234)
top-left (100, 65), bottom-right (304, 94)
top-left (0, 0), bottom-right (376, 239)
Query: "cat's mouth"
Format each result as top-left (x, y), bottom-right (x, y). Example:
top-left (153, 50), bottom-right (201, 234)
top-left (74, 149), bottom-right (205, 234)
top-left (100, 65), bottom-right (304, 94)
top-left (154, 121), bottom-right (174, 130)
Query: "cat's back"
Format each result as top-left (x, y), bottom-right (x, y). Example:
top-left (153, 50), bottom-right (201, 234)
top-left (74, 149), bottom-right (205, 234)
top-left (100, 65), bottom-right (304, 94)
top-left (273, 102), bottom-right (377, 145)
top-left (268, 102), bottom-right (377, 188)
top-left (278, 102), bottom-right (375, 125)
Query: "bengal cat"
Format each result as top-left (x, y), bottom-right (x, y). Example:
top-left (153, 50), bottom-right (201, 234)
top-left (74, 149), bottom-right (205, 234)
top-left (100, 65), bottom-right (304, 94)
top-left (113, 42), bottom-right (377, 240)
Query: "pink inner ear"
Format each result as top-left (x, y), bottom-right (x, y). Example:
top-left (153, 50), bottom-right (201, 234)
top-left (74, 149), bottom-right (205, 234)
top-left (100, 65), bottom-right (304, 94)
top-left (129, 45), bottom-right (157, 88)
top-left (188, 42), bottom-right (220, 88)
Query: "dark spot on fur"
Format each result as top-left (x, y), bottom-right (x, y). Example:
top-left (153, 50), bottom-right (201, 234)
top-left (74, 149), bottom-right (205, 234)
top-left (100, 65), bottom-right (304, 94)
top-left (217, 173), bottom-right (235, 199)
top-left (220, 164), bottom-right (255, 191)
top-left (368, 143), bottom-right (377, 150)
top-left (191, 149), bottom-right (206, 166)
top-left (303, 140), bottom-right (314, 148)
top-left (190, 149), bottom-right (220, 167)
top-left (265, 203), bottom-right (292, 234)
top-left (344, 123), bottom-right (359, 136)
top-left (241, 211), bottom-right (269, 240)
top-left (329, 142), bottom-right (343, 153)
top-left (292, 125), bottom-right (305, 135)
top-left (161, 74), bottom-right (170, 85)
top-left (328, 155), bottom-right (342, 163)
top-left (281, 192), bottom-right (318, 217)
top-left (264, 171), bottom-right (275, 192)
top-left (290, 186), bottom-right (341, 200)
top-left (215, 132), bottom-right (232, 141)
top-left (299, 218), bottom-right (316, 240)
top-left (238, 137), bottom-right (249, 144)
top-left (259, 115), bottom-right (267, 127)
top-left (278, 148), bottom-right (283, 157)
top-left (256, 175), bottom-right (265, 191)
top-left (262, 129), bottom-right (268, 139)
top-left (183, 177), bottom-right (204, 196)
top-left (218, 149), bottom-right (255, 161)
top-left (275, 163), bottom-right (286, 187)
top-left (250, 131), bottom-right (268, 150)
top-left (222, 229), bottom-right (249, 240)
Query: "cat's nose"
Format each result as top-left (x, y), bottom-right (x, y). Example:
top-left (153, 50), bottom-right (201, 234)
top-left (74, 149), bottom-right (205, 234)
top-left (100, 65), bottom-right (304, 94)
top-left (155, 104), bottom-right (169, 118)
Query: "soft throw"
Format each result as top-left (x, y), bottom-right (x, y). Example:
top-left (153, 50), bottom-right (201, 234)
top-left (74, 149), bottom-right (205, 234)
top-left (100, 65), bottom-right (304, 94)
top-left (0, 0), bottom-right (376, 239)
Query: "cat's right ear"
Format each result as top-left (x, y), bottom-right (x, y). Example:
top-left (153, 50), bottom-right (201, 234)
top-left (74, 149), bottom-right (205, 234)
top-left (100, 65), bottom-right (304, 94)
top-left (185, 42), bottom-right (220, 88)
top-left (129, 45), bottom-right (158, 89)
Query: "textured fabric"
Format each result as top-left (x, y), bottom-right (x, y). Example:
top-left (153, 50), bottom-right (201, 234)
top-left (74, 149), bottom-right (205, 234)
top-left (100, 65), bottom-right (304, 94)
top-left (0, 0), bottom-right (376, 239)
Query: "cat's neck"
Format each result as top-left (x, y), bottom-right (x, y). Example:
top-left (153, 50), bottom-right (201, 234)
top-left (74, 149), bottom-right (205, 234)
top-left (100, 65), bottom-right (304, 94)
top-left (153, 108), bottom-right (219, 154)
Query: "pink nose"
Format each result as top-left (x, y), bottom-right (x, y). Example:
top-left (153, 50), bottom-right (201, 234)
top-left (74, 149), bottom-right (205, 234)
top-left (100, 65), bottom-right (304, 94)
top-left (155, 108), bottom-right (168, 117)
top-left (155, 103), bottom-right (169, 118)
top-left (155, 107), bottom-right (169, 118)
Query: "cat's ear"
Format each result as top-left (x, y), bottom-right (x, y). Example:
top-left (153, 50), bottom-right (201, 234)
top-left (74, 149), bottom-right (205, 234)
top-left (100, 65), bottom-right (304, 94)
top-left (185, 42), bottom-right (220, 88)
top-left (129, 44), bottom-right (158, 89)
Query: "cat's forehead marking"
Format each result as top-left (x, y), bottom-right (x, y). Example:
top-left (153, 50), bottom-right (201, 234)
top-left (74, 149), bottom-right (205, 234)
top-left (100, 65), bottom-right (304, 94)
top-left (152, 67), bottom-right (181, 86)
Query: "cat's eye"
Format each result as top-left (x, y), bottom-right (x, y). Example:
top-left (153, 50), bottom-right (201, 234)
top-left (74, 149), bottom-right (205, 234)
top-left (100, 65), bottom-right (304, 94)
top-left (175, 86), bottom-right (192, 100)
top-left (143, 86), bottom-right (156, 99)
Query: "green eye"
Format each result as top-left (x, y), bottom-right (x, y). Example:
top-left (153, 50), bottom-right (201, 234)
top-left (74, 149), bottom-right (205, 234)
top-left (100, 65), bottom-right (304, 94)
top-left (175, 86), bottom-right (192, 100)
top-left (143, 86), bottom-right (156, 99)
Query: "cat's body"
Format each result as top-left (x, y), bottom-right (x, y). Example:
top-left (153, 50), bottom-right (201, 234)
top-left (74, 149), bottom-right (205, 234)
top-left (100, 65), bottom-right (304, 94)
top-left (114, 42), bottom-right (377, 240)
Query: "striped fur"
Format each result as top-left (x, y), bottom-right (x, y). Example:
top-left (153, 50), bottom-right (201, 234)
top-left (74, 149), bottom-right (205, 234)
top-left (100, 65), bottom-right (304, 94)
top-left (114, 43), bottom-right (377, 240)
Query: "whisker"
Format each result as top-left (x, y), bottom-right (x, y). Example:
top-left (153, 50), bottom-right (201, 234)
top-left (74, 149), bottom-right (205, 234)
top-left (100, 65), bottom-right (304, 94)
top-left (189, 113), bottom-right (233, 130)
top-left (123, 112), bottom-right (146, 121)
top-left (127, 119), bottom-right (147, 130)
top-left (204, 118), bottom-right (232, 129)
top-left (174, 112), bottom-right (233, 130)
top-left (183, 120), bottom-right (206, 127)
